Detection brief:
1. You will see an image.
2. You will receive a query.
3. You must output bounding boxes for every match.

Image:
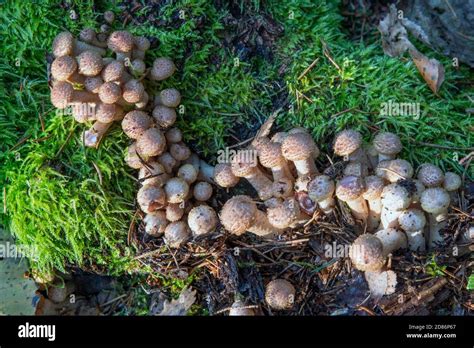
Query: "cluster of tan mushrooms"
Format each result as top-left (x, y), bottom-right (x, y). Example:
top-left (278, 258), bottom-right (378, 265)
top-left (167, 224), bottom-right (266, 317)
top-left (216, 127), bottom-right (462, 308)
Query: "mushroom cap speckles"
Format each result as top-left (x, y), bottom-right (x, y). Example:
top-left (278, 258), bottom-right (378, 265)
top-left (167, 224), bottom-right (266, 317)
top-left (188, 205), bottom-right (218, 236)
top-left (349, 234), bottom-right (385, 272)
top-left (267, 198), bottom-right (300, 229)
top-left (383, 159), bottom-right (414, 182)
top-left (373, 132), bottom-right (402, 155)
top-left (333, 129), bottom-right (362, 156)
top-left (101, 60), bottom-right (124, 82)
top-left (137, 185), bottom-right (166, 213)
top-left (121, 110), bottom-right (153, 139)
top-left (51, 56), bottom-right (78, 81)
top-left (230, 150), bottom-right (259, 177)
top-left (307, 175), bottom-right (335, 201)
top-left (258, 142), bottom-right (285, 168)
top-left (51, 81), bottom-right (74, 108)
top-left (213, 163), bottom-right (239, 188)
top-left (164, 177), bottom-right (189, 204)
top-left (420, 187), bottom-right (450, 214)
top-left (265, 279), bottom-right (296, 310)
top-left (144, 211), bottom-right (167, 236)
top-left (177, 164), bottom-right (198, 184)
top-left (335, 176), bottom-right (366, 201)
top-left (139, 161), bottom-right (167, 187)
top-left (193, 182), bottom-right (213, 201)
top-left (150, 58), bottom-right (176, 81)
top-left (136, 128), bottom-right (166, 157)
top-left (398, 209), bottom-right (426, 232)
top-left (362, 175), bottom-right (385, 200)
top-left (107, 31), bottom-right (134, 53)
top-left (84, 76), bottom-right (103, 93)
top-left (159, 88), bottom-right (181, 108)
top-left (98, 82), bottom-right (121, 104)
top-left (152, 105), bottom-right (177, 128)
top-left (281, 132), bottom-right (319, 161)
top-left (165, 127), bottom-right (182, 143)
top-left (164, 221), bottom-right (191, 248)
top-left (76, 50), bottom-right (103, 76)
top-left (125, 143), bottom-right (143, 169)
top-left (95, 103), bottom-right (117, 123)
top-left (134, 36), bottom-right (150, 51)
top-left (443, 172), bottom-right (462, 191)
top-left (380, 183), bottom-right (412, 211)
top-left (220, 195), bottom-right (257, 235)
top-left (52, 32), bottom-right (74, 57)
top-left (165, 203), bottom-right (185, 222)
top-left (122, 79), bottom-right (144, 103)
top-left (417, 163), bottom-right (444, 187)
top-left (170, 142), bottom-right (191, 161)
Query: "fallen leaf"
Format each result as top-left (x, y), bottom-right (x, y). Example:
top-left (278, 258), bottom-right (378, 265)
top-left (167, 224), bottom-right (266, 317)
top-left (409, 48), bottom-right (445, 94)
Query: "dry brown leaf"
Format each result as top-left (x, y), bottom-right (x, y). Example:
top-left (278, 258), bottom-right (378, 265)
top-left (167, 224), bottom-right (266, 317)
top-left (409, 48), bottom-right (445, 94)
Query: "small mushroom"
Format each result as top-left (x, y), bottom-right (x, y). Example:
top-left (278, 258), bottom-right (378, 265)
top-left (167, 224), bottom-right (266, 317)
top-left (98, 81), bottom-right (122, 104)
top-left (380, 183), bottom-right (412, 229)
top-left (229, 300), bottom-right (256, 316)
top-left (132, 36), bottom-right (150, 60)
top-left (170, 142), bottom-right (191, 161)
top-left (164, 221), bottom-right (191, 248)
top-left (101, 60), bottom-right (131, 83)
top-left (51, 81), bottom-right (99, 109)
top-left (165, 203), bottom-right (185, 222)
top-left (122, 79), bottom-right (145, 103)
top-left (281, 132), bottom-right (319, 176)
top-left (377, 159), bottom-right (413, 183)
top-left (349, 234), bottom-right (386, 272)
top-left (138, 161), bottom-right (169, 187)
top-left (193, 182), bottom-right (213, 201)
top-left (420, 187), bottom-right (450, 248)
top-left (258, 141), bottom-right (294, 181)
top-left (137, 185), bottom-right (167, 213)
top-left (144, 211), bottom-right (168, 236)
top-left (76, 50), bottom-right (104, 77)
top-left (272, 177), bottom-right (294, 198)
top-left (79, 28), bottom-right (108, 48)
top-left (177, 164), bottom-right (198, 184)
top-left (153, 105), bottom-right (177, 129)
top-left (164, 177), bottom-right (189, 204)
top-left (121, 110), bottom-right (153, 139)
top-left (107, 31), bottom-right (134, 61)
top-left (374, 228), bottom-right (408, 255)
top-left (125, 143), bottom-right (145, 169)
top-left (265, 279), bottom-right (295, 311)
top-left (158, 152), bottom-right (179, 174)
top-left (398, 209), bottom-right (427, 251)
top-left (150, 58), bottom-right (176, 81)
top-left (333, 129), bottom-right (364, 162)
top-left (165, 127), bottom-right (183, 144)
top-left (158, 88), bottom-right (182, 108)
top-left (52, 31), bottom-right (106, 57)
top-left (267, 197), bottom-right (308, 229)
top-left (336, 176), bottom-right (369, 224)
top-left (307, 175), bottom-right (335, 215)
top-left (136, 128), bottom-right (167, 158)
top-left (103, 10), bottom-right (115, 24)
top-left (95, 103), bottom-right (124, 123)
top-left (187, 205), bottom-right (218, 236)
top-left (213, 163), bottom-right (239, 188)
top-left (443, 171), bottom-right (462, 203)
top-left (343, 161), bottom-right (368, 177)
top-left (373, 132), bottom-right (402, 162)
top-left (84, 76), bottom-right (103, 94)
top-left (51, 56), bottom-right (84, 84)
top-left (417, 163), bottom-right (444, 187)
top-left (129, 59), bottom-right (146, 76)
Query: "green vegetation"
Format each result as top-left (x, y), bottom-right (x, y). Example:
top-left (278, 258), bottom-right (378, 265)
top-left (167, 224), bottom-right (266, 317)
top-left (1, 0), bottom-right (472, 279)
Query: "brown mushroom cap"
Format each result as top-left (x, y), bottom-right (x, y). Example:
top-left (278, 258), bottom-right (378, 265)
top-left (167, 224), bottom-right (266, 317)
top-left (51, 56), bottom-right (78, 81)
top-left (136, 128), bottom-right (166, 158)
top-left (381, 183), bottom-right (412, 211)
top-left (165, 203), bottom-right (185, 222)
top-left (373, 132), bottom-right (402, 156)
top-left (144, 211), bottom-right (167, 236)
top-left (307, 175), bottom-right (335, 201)
top-left (272, 177), bottom-right (293, 198)
top-left (177, 164), bottom-right (198, 184)
top-left (150, 58), bottom-right (176, 81)
top-left (153, 105), bottom-right (177, 129)
top-left (188, 205), bottom-right (218, 236)
top-left (52, 32), bottom-right (74, 57)
top-left (267, 197), bottom-right (301, 229)
top-left (107, 31), bottom-right (134, 53)
top-left (443, 172), bottom-right (462, 191)
top-left (336, 175), bottom-right (366, 202)
top-left (164, 221), bottom-right (191, 248)
top-left (139, 161), bottom-right (168, 187)
top-left (333, 129), bottom-right (362, 157)
top-left (165, 127), bottom-right (183, 143)
top-left (193, 182), bottom-right (213, 201)
top-left (420, 187), bottom-right (450, 214)
top-left (265, 279), bottom-right (296, 310)
top-left (258, 142), bottom-right (285, 168)
top-left (134, 36), bottom-right (150, 51)
top-left (76, 50), bottom-right (103, 76)
top-left (123, 79), bottom-right (145, 103)
top-left (229, 300), bottom-right (255, 316)
top-left (130, 59), bottom-right (146, 75)
top-left (343, 161), bottom-right (368, 177)
top-left (281, 132), bottom-right (319, 161)
top-left (271, 132), bottom-right (288, 144)
top-left (383, 159), bottom-right (414, 182)
top-left (50, 81), bottom-right (98, 109)
top-left (158, 152), bottom-right (178, 174)
top-left (101, 60), bottom-right (125, 82)
top-left (96, 103), bottom-right (120, 123)
top-left (84, 76), bottom-right (103, 93)
top-left (220, 195), bottom-right (257, 235)
top-left (213, 163), bottom-right (239, 188)
top-left (98, 82), bottom-right (122, 104)
top-left (124, 143), bottom-right (144, 169)
top-left (122, 110), bottom-right (153, 139)
top-left (349, 234), bottom-right (385, 272)
top-left (362, 175), bottom-right (385, 200)
top-left (417, 163), bottom-right (444, 187)
top-left (170, 142), bottom-right (191, 161)
top-left (159, 88), bottom-right (182, 108)
top-left (230, 150), bottom-right (259, 177)
top-left (104, 10), bottom-right (115, 24)
top-left (164, 177), bottom-right (190, 203)
top-left (398, 209), bottom-right (426, 232)
top-left (137, 185), bottom-right (166, 213)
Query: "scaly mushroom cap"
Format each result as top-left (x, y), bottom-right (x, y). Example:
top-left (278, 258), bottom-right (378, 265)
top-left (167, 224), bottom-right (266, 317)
top-left (193, 182), bottom-right (213, 201)
top-left (349, 234), bottom-right (385, 272)
top-left (214, 163), bottom-right (239, 188)
top-left (84, 76), bottom-right (103, 93)
top-left (139, 161), bottom-right (168, 187)
top-left (144, 211), bottom-right (167, 236)
top-left (123, 79), bottom-right (145, 103)
top-left (50, 81), bottom-right (74, 108)
top-left (258, 142), bottom-right (285, 168)
top-left (380, 183), bottom-right (412, 211)
top-left (230, 150), bottom-right (259, 177)
top-left (122, 110), bottom-right (153, 139)
top-left (125, 143), bottom-right (143, 169)
top-left (220, 195), bottom-right (257, 235)
top-left (188, 205), bottom-right (218, 236)
top-left (420, 187), bottom-right (450, 214)
top-left (281, 132), bottom-right (319, 161)
top-left (443, 172), bottom-right (462, 191)
top-left (373, 132), bottom-right (402, 156)
top-left (362, 175), bottom-right (385, 200)
top-left (52, 32), bottom-right (74, 57)
top-left (164, 221), bottom-right (191, 248)
top-left (153, 105), bottom-right (177, 128)
top-left (177, 164), bottom-right (198, 184)
top-left (137, 185), bottom-right (166, 213)
top-left (101, 60), bottom-right (124, 82)
top-left (272, 177), bottom-right (293, 198)
top-left (398, 209), bottom-right (426, 232)
top-left (164, 177), bottom-right (189, 203)
top-left (165, 127), bottom-right (182, 143)
top-left (265, 279), bottom-right (295, 310)
top-left (159, 88), bottom-right (182, 108)
top-left (136, 128), bottom-right (166, 157)
top-left (343, 161), bottom-right (368, 177)
top-left (150, 58), bottom-right (176, 81)
top-left (333, 129), bottom-right (362, 156)
top-left (412, 179), bottom-right (426, 202)
top-left (158, 152), bottom-right (178, 174)
top-left (307, 175), bottom-right (335, 201)
top-left (76, 50), bottom-right (103, 76)
top-left (51, 56), bottom-right (78, 81)
top-left (267, 198), bottom-right (301, 229)
top-left (417, 163), bottom-right (444, 187)
top-left (134, 36), bottom-right (150, 51)
top-left (104, 11), bottom-right (115, 24)
top-left (165, 204), bottom-right (185, 222)
top-left (79, 28), bottom-right (97, 43)
top-left (336, 176), bottom-right (366, 202)
top-left (107, 31), bottom-right (134, 53)
top-left (96, 103), bottom-right (120, 123)
top-left (383, 159), bottom-right (414, 182)
top-left (170, 142), bottom-right (191, 161)
top-left (98, 82), bottom-right (122, 104)
top-left (271, 132), bottom-right (288, 144)
top-left (251, 136), bottom-right (270, 152)
top-left (130, 59), bottom-right (146, 75)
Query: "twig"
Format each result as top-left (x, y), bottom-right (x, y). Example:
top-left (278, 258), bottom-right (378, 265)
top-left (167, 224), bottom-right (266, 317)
top-left (329, 107), bottom-right (357, 118)
top-left (91, 161), bottom-right (103, 186)
top-left (298, 58), bottom-right (319, 80)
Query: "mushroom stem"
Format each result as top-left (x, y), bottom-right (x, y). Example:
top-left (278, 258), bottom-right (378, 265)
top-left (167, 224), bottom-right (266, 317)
top-left (380, 208), bottom-right (402, 229)
top-left (74, 40), bottom-right (107, 56)
top-left (345, 197), bottom-right (369, 222)
top-left (83, 121), bottom-right (112, 148)
top-left (367, 199), bottom-right (382, 231)
top-left (428, 211), bottom-right (448, 247)
top-left (198, 159), bottom-right (214, 183)
top-left (374, 228), bottom-right (407, 256)
top-left (318, 197), bottom-right (335, 214)
top-left (293, 159), bottom-right (319, 177)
